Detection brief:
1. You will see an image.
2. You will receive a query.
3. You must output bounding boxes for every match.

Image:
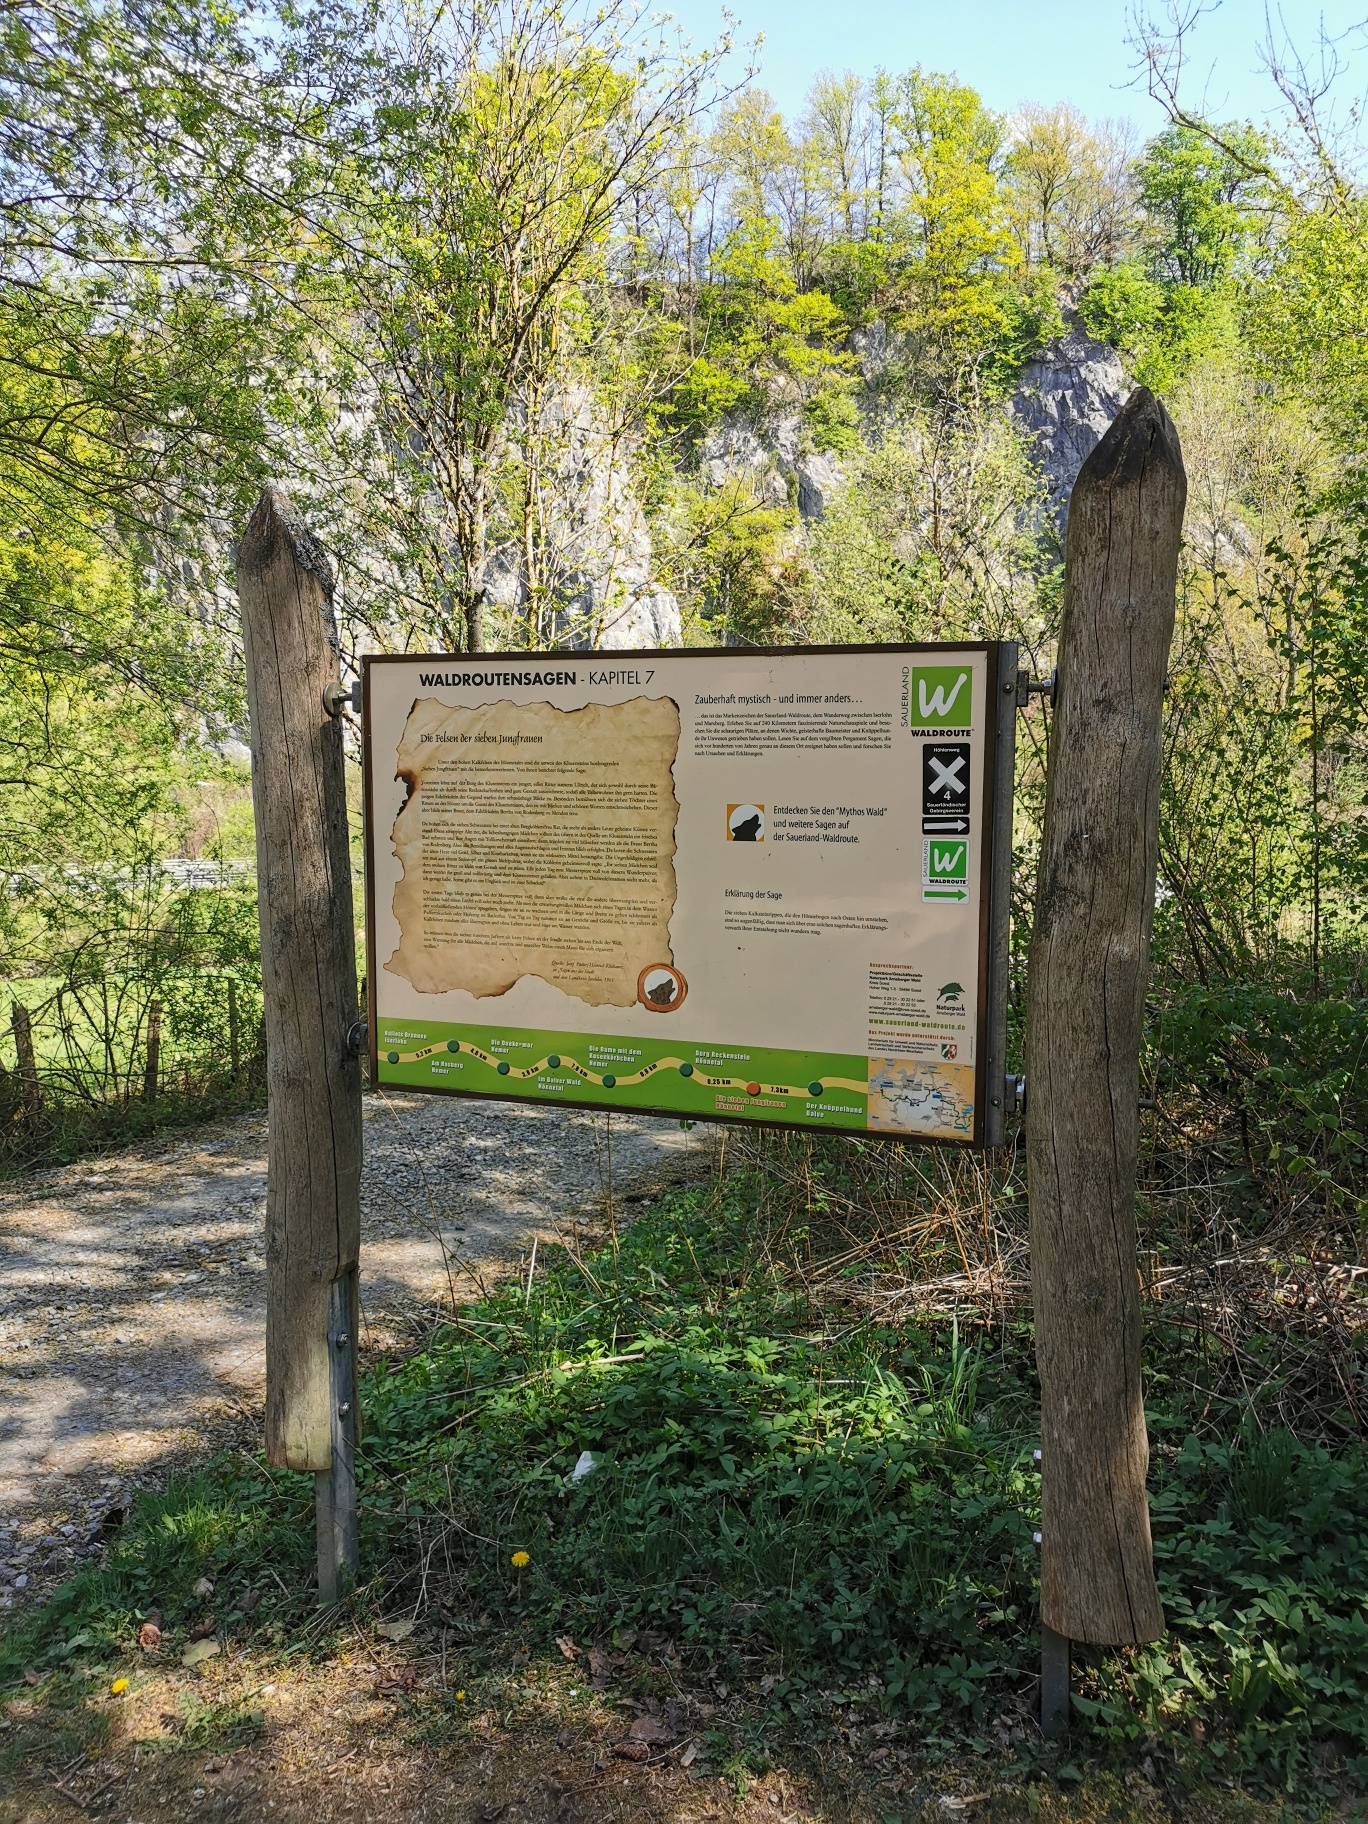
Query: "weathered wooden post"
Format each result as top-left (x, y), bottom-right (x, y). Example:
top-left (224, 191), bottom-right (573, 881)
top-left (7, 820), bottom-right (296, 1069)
top-left (236, 486), bottom-right (362, 1604)
top-left (142, 998), bottom-right (162, 1103)
top-left (1026, 388), bottom-right (1186, 1719)
top-left (10, 1001), bottom-right (40, 1118)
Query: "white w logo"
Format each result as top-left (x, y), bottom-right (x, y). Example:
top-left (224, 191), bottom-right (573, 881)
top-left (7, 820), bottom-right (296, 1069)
top-left (919, 673), bottom-right (968, 718)
top-left (933, 847), bottom-right (965, 874)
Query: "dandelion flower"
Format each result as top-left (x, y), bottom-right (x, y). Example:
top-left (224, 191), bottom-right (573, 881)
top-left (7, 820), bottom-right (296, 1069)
top-left (455, 1690), bottom-right (466, 1702)
top-left (511, 1549), bottom-right (530, 1568)
top-left (110, 1677), bottom-right (129, 1696)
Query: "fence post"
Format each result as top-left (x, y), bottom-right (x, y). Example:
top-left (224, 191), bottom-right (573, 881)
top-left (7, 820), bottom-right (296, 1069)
top-left (1026, 387), bottom-right (1186, 1663)
top-left (236, 486), bottom-right (362, 1604)
top-left (142, 998), bottom-right (162, 1103)
top-left (11, 1001), bottom-right (40, 1117)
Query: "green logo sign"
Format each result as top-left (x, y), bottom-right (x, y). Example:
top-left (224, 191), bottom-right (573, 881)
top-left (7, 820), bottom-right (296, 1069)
top-left (909, 665), bottom-right (972, 729)
top-left (923, 837), bottom-right (969, 901)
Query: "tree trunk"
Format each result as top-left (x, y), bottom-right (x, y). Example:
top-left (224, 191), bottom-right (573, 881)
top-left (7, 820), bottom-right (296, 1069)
top-left (1026, 386), bottom-right (1186, 1645)
top-left (236, 486), bottom-right (362, 1478)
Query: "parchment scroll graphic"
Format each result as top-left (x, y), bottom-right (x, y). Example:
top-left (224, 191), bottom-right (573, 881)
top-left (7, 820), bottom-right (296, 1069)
top-left (386, 696), bottom-right (680, 1006)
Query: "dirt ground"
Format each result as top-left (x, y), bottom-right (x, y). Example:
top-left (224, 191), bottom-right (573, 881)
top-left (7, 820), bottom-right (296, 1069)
top-left (0, 1091), bottom-right (707, 1601)
top-left (0, 1626), bottom-right (1284, 1824)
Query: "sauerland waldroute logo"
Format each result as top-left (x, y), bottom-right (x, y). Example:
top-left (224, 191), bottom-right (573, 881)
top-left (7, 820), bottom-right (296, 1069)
top-left (908, 666), bottom-right (972, 731)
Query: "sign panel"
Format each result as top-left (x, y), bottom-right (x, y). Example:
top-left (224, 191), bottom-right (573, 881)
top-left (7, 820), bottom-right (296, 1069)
top-left (363, 644), bottom-right (1012, 1145)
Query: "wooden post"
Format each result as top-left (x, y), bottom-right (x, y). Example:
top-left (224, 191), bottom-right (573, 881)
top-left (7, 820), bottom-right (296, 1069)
top-left (236, 486), bottom-right (362, 1603)
top-left (142, 998), bottom-right (162, 1102)
top-left (11, 1001), bottom-right (40, 1117)
top-left (1026, 387), bottom-right (1186, 1649)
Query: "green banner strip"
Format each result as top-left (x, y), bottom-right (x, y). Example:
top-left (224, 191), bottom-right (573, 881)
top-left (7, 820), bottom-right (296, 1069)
top-left (376, 1019), bottom-right (870, 1129)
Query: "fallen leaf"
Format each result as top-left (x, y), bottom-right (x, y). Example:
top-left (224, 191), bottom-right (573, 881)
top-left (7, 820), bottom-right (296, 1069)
top-left (627, 1714), bottom-right (676, 1746)
top-left (611, 1740), bottom-right (651, 1763)
top-left (240, 1590), bottom-right (261, 1614)
top-left (138, 1622), bottom-right (162, 1650)
top-left (588, 1645), bottom-right (624, 1685)
top-left (680, 1743), bottom-right (699, 1767)
top-left (182, 1639), bottom-right (220, 1669)
top-left (203, 1758), bottom-right (225, 1774)
top-left (376, 1620), bottom-right (415, 1642)
top-left (188, 1617), bottom-right (216, 1641)
top-left (192, 1577), bottom-right (215, 1599)
top-left (21, 1670), bottom-right (40, 1688)
top-left (555, 1635), bottom-right (581, 1661)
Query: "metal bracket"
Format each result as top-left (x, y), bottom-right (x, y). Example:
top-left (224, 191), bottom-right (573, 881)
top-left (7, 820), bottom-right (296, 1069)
top-left (323, 679), bottom-right (362, 719)
top-left (1004, 1073), bottom-right (1026, 1119)
top-left (1041, 1624), bottom-right (1071, 1738)
top-left (345, 1019), bottom-right (369, 1058)
top-left (1016, 668), bottom-right (1056, 708)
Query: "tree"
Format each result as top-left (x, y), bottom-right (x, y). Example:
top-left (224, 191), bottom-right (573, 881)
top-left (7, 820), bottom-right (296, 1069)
top-left (1005, 105), bottom-right (1137, 277)
top-left (1136, 124), bottom-right (1268, 288)
top-left (307, 0), bottom-right (724, 652)
top-left (802, 71), bottom-right (871, 244)
top-left (886, 70), bottom-right (1015, 372)
top-left (0, 0), bottom-right (330, 544)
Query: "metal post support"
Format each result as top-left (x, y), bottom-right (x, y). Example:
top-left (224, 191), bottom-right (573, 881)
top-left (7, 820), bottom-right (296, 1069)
top-left (316, 1271), bottom-right (359, 1605)
top-left (1041, 1624), bottom-right (1070, 1738)
top-left (982, 640), bottom-right (1019, 1149)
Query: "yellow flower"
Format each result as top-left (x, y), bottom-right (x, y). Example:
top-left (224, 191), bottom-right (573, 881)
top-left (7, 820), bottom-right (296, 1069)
top-left (455, 1690), bottom-right (466, 1702)
top-left (110, 1677), bottom-right (129, 1696)
top-left (510, 1550), bottom-right (530, 1569)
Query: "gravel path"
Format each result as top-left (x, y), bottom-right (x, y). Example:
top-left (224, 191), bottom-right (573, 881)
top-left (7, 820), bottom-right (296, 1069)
top-left (0, 1092), bottom-right (709, 1605)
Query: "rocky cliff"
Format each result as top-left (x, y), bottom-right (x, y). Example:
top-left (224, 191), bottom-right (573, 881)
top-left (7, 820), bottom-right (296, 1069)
top-left (473, 327), bottom-right (1130, 648)
top-left (482, 384), bottom-right (682, 650)
top-left (1009, 327), bottom-right (1131, 530)
top-left (698, 413), bottom-right (845, 521)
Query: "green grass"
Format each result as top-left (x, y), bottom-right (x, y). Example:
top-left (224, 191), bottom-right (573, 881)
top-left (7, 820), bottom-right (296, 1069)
top-left (5, 1169), bottom-right (1367, 1804)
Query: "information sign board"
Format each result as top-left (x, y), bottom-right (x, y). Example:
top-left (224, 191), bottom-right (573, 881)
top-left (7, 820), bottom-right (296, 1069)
top-left (363, 644), bottom-right (1015, 1145)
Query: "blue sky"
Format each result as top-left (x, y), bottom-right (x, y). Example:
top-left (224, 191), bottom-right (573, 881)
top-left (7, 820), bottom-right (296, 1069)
top-left (655, 0), bottom-right (1368, 132)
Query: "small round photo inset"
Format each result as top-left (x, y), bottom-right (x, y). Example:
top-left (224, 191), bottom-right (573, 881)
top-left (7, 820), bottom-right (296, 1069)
top-left (727, 802), bottom-right (765, 842)
top-left (637, 964), bottom-right (688, 1013)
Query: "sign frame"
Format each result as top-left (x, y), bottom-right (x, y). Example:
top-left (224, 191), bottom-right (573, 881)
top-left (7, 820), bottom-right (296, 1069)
top-left (361, 641), bottom-right (1016, 1149)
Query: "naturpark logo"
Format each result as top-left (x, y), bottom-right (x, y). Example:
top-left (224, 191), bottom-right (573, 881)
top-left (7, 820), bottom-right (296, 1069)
top-left (909, 665), bottom-right (972, 730)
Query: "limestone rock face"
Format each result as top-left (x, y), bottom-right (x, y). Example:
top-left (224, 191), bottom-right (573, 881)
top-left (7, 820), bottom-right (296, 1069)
top-left (699, 420), bottom-right (790, 506)
top-left (794, 450), bottom-right (842, 519)
top-left (485, 384), bottom-right (681, 650)
top-left (697, 412), bottom-right (844, 521)
top-left (1011, 328), bottom-right (1131, 529)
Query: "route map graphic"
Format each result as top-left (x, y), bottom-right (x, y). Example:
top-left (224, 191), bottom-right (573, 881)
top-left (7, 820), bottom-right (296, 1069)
top-left (381, 1034), bottom-right (866, 1101)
